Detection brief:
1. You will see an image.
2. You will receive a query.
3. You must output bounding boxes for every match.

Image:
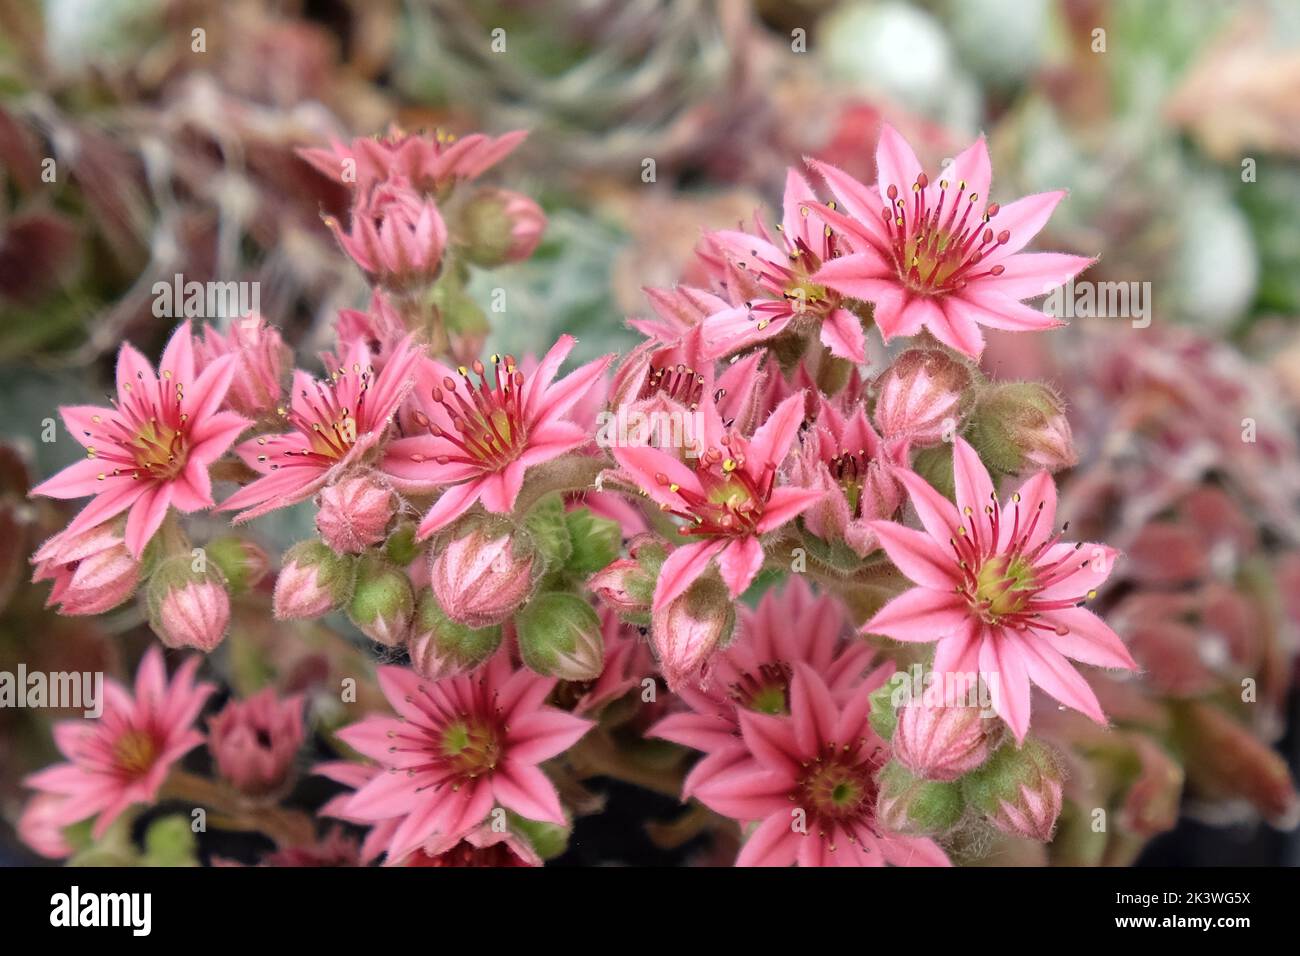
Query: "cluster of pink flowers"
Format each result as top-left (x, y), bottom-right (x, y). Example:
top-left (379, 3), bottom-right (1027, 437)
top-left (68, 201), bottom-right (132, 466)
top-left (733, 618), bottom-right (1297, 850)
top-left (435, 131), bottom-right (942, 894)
top-left (21, 123), bottom-right (1134, 866)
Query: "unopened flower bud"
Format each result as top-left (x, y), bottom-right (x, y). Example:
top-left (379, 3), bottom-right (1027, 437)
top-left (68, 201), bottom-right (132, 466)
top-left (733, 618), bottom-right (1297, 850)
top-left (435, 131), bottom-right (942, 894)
top-left (876, 761), bottom-right (965, 835)
top-left (196, 313), bottom-right (289, 418)
top-left (515, 592), bottom-right (604, 681)
top-left (650, 573), bottom-right (736, 690)
top-left (966, 382), bottom-right (1077, 475)
top-left (961, 740), bottom-right (1065, 842)
top-left (893, 697), bottom-right (996, 782)
top-left (146, 556), bottom-right (231, 652)
top-left (455, 187), bottom-right (546, 267)
top-left (408, 589), bottom-right (503, 680)
top-left (873, 348), bottom-right (972, 446)
top-left (205, 536), bottom-right (270, 595)
top-left (31, 520), bottom-right (141, 616)
top-left (431, 517), bottom-right (539, 628)
top-left (326, 177), bottom-right (447, 292)
top-left (589, 533), bottom-right (665, 621)
top-left (589, 558), bottom-right (654, 616)
top-left (347, 555), bottom-right (415, 646)
top-left (207, 689), bottom-right (305, 796)
top-left (274, 540), bottom-right (356, 620)
top-left (316, 474), bottom-right (397, 554)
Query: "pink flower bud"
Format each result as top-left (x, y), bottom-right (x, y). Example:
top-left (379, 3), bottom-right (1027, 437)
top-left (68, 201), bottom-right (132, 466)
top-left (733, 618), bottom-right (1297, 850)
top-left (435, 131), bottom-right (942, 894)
top-left (196, 313), bottom-right (289, 418)
top-left (31, 520), bottom-right (140, 616)
top-left (408, 589), bottom-right (502, 680)
top-left (146, 557), bottom-right (231, 653)
top-left (967, 382), bottom-right (1077, 474)
top-left (207, 689), bottom-right (306, 796)
top-left (893, 698), bottom-right (995, 781)
top-left (326, 176), bottom-right (447, 292)
top-left (455, 187), bottom-right (546, 267)
top-left (274, 540), bottom-right (356, 620)
top-left (873, 348), bottom-right (972, 447)
top-left (963, 741), bottom-right (1065, 842)
top-left (588, 558), bottom-right (652, 614)
top-left (650, 575), bottom-right (736, 690)
top-left (315, 474), bottom-right (397, 554)
top-left (430, 519), bottom-right (538, 628)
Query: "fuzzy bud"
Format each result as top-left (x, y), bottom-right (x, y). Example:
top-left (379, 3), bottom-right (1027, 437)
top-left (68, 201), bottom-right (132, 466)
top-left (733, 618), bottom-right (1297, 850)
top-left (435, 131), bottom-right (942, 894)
top-left (347, 555), bottom-right (415, 646)
top-left (431, 517), bottom-right (539, 628)
top-left (204, 536), bottom-right (270, 595)
top-left (650, 573), bottom-right (736, 690)
top-left (966, 382), bottom-right (1077, 475)
top-left (316, 474), bottom-right (397, 554)
top-left (31, 520), bottom-right (141, 616)
top-left (207, 689), bottom-right (305, 796)
top-left (873, 348), bottom-right (972, 446)
top-left (515, 592), bottom-right (605, 681)
top-left (876, 761), bottom-right (965, 835)
top-left (455, 187), bottom-right (546, 267)
top-left (893, 697), bottom-right (996, 782)
top-left (146, 556), bottom-right (231, 652)
top-left (274, 541), bottom-right (356, 620)
top-left (961, 740), bottom-right (1065, 842)
top-left (325, 177), bottom-right (447, 292)
top-left (195, 313), bottom-right (288, 418)
top-left (408, 589), bottom-right (503, 680)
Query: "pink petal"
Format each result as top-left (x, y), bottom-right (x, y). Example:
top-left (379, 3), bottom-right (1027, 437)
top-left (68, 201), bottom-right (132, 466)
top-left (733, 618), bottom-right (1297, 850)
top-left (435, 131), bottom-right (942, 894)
top-left (865, 587), bottom-right (970, 643)
top-left (507, 710), bottom-right (593, 764)
top-left (952, 288), bottom-right (1063, 332)
top-left (930, 299), bottom-right (986, 358)
top-left (1038, 606), bottom-right (1138, 671)
top-left (985, 190), bottom-right (1066, 260)
top-left (747, 393), bottom-right (806, 472)
top-left (477, 461), bottom-right (525, 514)
top-left (124, 483), bottom-right (172, 558)
top-left (951, 437), bottom-right (996, 544)
top-left (492, 760), bottom-right (566, 825)
top-left (896, 468), bottom-right (961, 544)
top-left (755, 486), bottom-right (824, 533)
top-left (979, 631), bottom-right (1032, 742)
top-left (819, 308), bottom-right (867, 363)
top-left (789, 664), bottom-right (837, 755)
top-left (875, 123), bottom-right (925, 204)
top-left (416, 480), bottom-right (483, 538)
top-left (1012, 632), bottom-right (1106, 725)
top-left (653, 539), bottom-right (725, 611)
top-left (870, 520), bottom-right (960, 590)
top-left (971, 252), bottom-right (1094, 300)
top-left (717, 535), bottom-right (764, 599)
top-left (735, 812), bottom-right (801, 867)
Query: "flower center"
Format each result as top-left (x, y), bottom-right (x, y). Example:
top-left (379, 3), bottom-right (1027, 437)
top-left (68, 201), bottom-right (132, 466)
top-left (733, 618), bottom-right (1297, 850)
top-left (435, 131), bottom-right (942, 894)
top-left (974, 554), bottom-right (1037, 617)
top-left (411, 355), bottom-right (527, 472)
top-left (129, 417), bottom-right (189, 481)
top-left (113, 729), bottom-right (159, 777)
top-left (85, 370), bottom-right (195, 484)
top-left (881, 175), bottom-right (1008, 296)
top-left (827, 449), bottom-right (871, 517)
top-left (640, 363), bottom-right (706, 409)
top-left (794, 744), bottom-right (881, 824)
top-left (727, 662), bottom-right (793, 714)
top-left (439, 717), bottom-right (501, 779)
top-left (277, 364), bottom-right (372, 464)
top-left (948, 492), bottom-right (1102, 634)
top-left (654, 443), bottom-right (774, 539)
